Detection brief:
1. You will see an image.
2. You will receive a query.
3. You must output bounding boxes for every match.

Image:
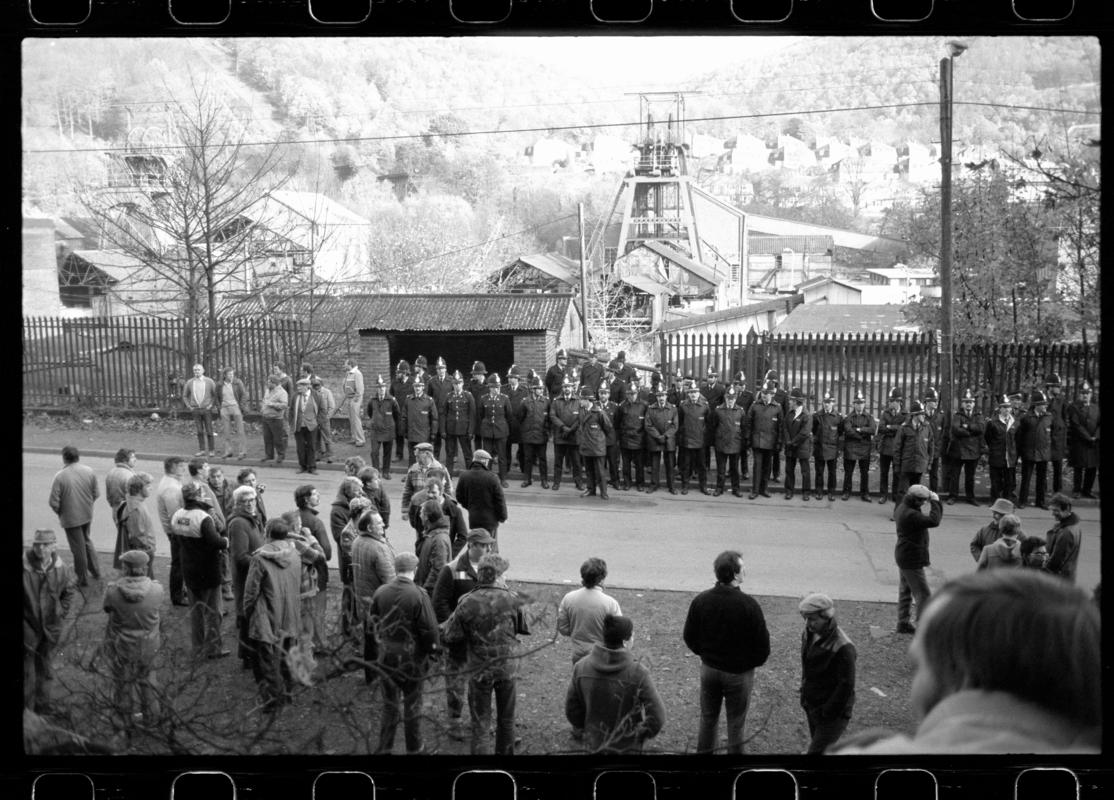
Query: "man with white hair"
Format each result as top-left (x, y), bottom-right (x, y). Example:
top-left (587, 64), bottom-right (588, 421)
top-left (182, 363), bottom-right (218, 457)
top-left (893, 484), bottom-right (943, 634)
top-left (798, 592), bottom-right (856, 753)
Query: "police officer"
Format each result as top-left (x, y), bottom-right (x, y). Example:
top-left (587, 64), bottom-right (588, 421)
top-left (733, 372), bottom-right (755, 481)
top-left (894, 399), bottom-right (933, 501)
top-left (503, 366), bottom-right (530, 476)
top-left (841, 391), bottom-right (876, 501)
top-left (367, 375), bottom-right (401, 478)
top-left (546, 349), bottom-right (570, 399)
top-left (644, 386), bottom-right (678, 494)
top-left (401, 378), bottom-right (438, 468)
top-left (390, 360), bottom-right (412, 461)
top-left (442, 371), bottom-right (475, 477)
top-left (876, 388), bottom-right (905, 504)
top-left (984, 394), bottom-right (1018, 503)
top-left (678, 381), bottom-right (711, 496)
top-left (426, 357), bottom-right (453, 462)
top-left (580, 349), bottom-right (608, 396)
top-left (517, 375), bottom-right (550, 488)
top-left (812, 390), bottom-right (842, 502)
top-left (764, 370), bottom-right (789, 483)
top-left (577, 387), bottom-right (613, 499)
top-left (1044, 373), bottom-right (1068, 494)
top-left (712, 385), bottom-right (747, 497)
top-left (479, 373), bottom-right (513, 488)
top-left (783, 387), bottom-right (813, 502)
top-left (1017, 389), bottom-right (1053, 510)
top-left (617, 375), bottom-right (649, 491)
top-left (597, 384), bottom-right (621, 490)
top-left (549, 377), bottom-right (583, 492)
top-left (1066, 381), bottom-right (1099, 499)
top-left (946, 388), bottom-right (984, 506)
top-left (748, 381), bottom-right (783, 499)
top-left (922, 387), bottom-right (946, 494)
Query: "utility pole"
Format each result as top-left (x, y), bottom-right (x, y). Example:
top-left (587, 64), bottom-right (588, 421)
top-left (939, 41), bottom-right (966, 415)
top-left (578, 202), bottom-right (590, 349)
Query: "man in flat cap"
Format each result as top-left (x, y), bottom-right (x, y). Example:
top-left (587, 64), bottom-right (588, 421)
top-left (23, 529), bottom-right (76, 712)
top-left (798, 592), bottom-right (856, 753)
top-left (289, 378), bottom-right (320, 475)
top-left (893, 484), bottom-right (942, 634)
top-left (455, 450), bottom-right (508, 549)
top-left (102, 549), bottom-right (164, 724)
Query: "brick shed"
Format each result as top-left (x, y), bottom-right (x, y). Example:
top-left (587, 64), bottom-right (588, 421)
top-left (314, 293), bottom-right (584, 384)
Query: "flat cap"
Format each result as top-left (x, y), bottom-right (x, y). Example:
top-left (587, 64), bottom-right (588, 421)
top-left (120, 549), bottom-right (150, 567)
top-left (798, 592), bottom-right (834, 615)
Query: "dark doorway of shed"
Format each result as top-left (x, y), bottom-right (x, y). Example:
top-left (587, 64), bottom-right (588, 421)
top-left (387, 334), bottom-right (516, 380)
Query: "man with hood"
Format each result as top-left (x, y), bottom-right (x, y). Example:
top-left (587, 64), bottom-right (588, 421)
top-left (243, 517), bottom-right (303, 713)
top-left (455, 450), bottom-right (508, 549)
top-left (102, 549), bottom-right (164, 723)
top-left (893, 484), bottom-right (943, 634)
top-left (798, 592), bottom-right (856, 754)
top-left (367, 375), bottom-right (400, 478)
top-left (565, 613), bottom-right (665, 754)
top-left (227, 485), bottom-right (266, 669)
top-left (976, 514), bottom-right (1024, 570)
top-left (171, 483), bottom-right (230, 659)
top-left (23, 529), bottom-right (76, 712)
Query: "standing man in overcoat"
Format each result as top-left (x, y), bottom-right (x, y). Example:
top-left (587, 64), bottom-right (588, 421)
top-left (812, 391), bottom-right (842, 502)
top-left (549, 377), bottom-right (583, 492)
top-left (1066, 382), bottom-right (1099, 499)
top-left (711, 386), bottom-right (747, 497)
top-left (840, 391), bottom-right (876, 502)
top-left (644, 386), bottom-right (678, 495)
top-left (442, 371), bottom-right (475, 476)
top-left (367, 376), bottom-right (400, 479)
top-left (48, 445), bottom-right (100, 587)
top-left (748, 382), bottom-right (783, 500)
top-left (479, 373), bottom-right (512, 488)
top-left (517, 375), bottom-right (550, 488)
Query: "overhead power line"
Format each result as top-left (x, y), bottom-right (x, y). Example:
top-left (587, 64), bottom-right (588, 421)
top-left (25, 101), bottom-right (1099, 156)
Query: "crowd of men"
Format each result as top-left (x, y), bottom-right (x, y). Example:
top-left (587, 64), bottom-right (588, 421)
top-left (28, 415), bottom-right (1100, 754)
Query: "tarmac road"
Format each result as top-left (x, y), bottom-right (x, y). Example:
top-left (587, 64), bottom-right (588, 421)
top-left (22, 451), bottom-right (1102, 603)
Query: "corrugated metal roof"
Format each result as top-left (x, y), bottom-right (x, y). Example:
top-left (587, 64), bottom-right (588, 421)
top-left (775, 303), bottom-right (922, 335)
top-left (514, 252), bottom-right (578, 284)
top-left (640, 241), bottom-right (723, 285)
top-left (70, 249), bottom-right (146, 281)
top-left (619, 273), bottom-right (672, 296)
top-left (658, 295), bottom-right (802, 333)
top-left (749, 235), bottom-right (834, 255)
top-left (249, 293), bottom-right (579, 333)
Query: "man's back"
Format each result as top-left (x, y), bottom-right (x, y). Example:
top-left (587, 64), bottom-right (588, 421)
top-left (683, 584), bottom-right (770, 673)
top-left (566, 643), bottom-right (665, 753)
top-left (557, 587), bottom-right (621, 662)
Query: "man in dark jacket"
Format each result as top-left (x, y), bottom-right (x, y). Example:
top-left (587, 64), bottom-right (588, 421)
top-left (711, 386), bottom-right (747, 497)
top-left (876, 388), bottom-right (905, 504)
top-left (946, 388), bottom-right (985, 505)
top-left (370, 551), bottom-right (439, 755)
top-left (503, 367), bottom-right (530, 476)
top-left (442, 371), bottom-right (476, 477)
top-left (783, 387), bottom-right (813, 501)
top-left (1066, 382), bottom-right (1099, 499)
top-left (517, 376), bottom-right (550, 488)
top-left (565, 614), bottom-right (666, 754)
top-left (1045, 494), bottom-right (1083, 583)
top-left (812, 391), bottom-right (842, 502)
top-left (893, 484), bottom-right (943, 634)
top-left (401, 379), bottom-right (438, 469)
top-left (678, 383), bottom-right (712, 496)
top-left (545, 349), bottom-right (571, 399)
top-left (922, 387), bottom-right (947, 493)
top-left (289, 378), bottom-right (320, 475)
top-left (170, 483), bottom-right (230, 658)
top-left (227, 485), bottom-right (266, 668)
top-left (426, 357), bottom-right (453, 462)
top-left (441, 553), bottom-right (530, 756)
top-left (102, 549), bottom-right (164, 723)
top-left (415, 500), bottom-right (454, 595)
top-left (295, 485), bottom-right (331, 650)
top-left (432, 528), bottom-right (495, 740)
top-left (577, 387), bottom-right (614, 499)
top-left (798, 593), bottom-right (856, 754)
top-left (1018, 390), bottom-right (1053, 510)
top-left (682, 550), bottom-right (770, 754)
top-left (467, 361), bottom-right (488, 453)
top-left (597, 384), bottom-right (621, 490)
top-left (48, 445), bottom-right (100, 587)
top-left (23, 529), bottom-right (76, 711)
top-left (579, 349), bottom-right (607, 396)
top-left (1045, 373), bottom-right (1068, 494)
top-left (762, 370), bottom-right (789, 482)
top-left (390, 360), bottom-right (413, 460)
top-left (407, 473), bottom-right (468, 554)
top-left (455, 450), bottom-right (508, 549)
top-left (748, 382), bottom-right (783, 499)
top-left (894, 400), bottom-right (933, 501)
top-left (367, 376), bottom-right (400, 478)
top-left (985, 395), bottom-right (1019, 503)
top-left (549, 378), bottom-right (583, 492)
top-left (617, 380), bottom-right (649, 491)
top-left (478, 374), bottom-right (513, 487)
top-left (644, 387), bottom-right (678, 494)
top-left (841, 391), bottom-right (876, 502)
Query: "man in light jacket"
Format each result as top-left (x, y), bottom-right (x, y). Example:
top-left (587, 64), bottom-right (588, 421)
top-left (48, 445), bottom-right (100, 587)
top-left (182, 363), bottom-right (218, 457)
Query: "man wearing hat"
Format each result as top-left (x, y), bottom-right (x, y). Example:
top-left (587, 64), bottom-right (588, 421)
top-left (763, 370), bottom-right (789, 483)
top-left (517, 375), bottom-right (551, 488)
top-left (546, 349), bottom-right (571, 399)
top-left (1066, 382), bottom-right (1099, 499)
top-left (576, 387), bottom-right (613, 499)
top-left (401, 443), bottom-right (452, 515)
top-left (597, 384), bottom-right (622, 491)
top-left (23, 529), bottom-right (76, 712)
top-left (811, 391), bottom-right (842, 502)
top-left (432, 528), bottom-right (495, 739)
top-left (479, 373), bottom-right (513, 488)
top-left (442, 371), bottom-right (475, 477)
top-left (549, 378), bottom-right (584, 492)
top-left (441, 553), bottom-right (530, 755)
top-left (1017, 390), bottom-right (1053, 510)
top-left (289, 378), bottom-right (320, 475)
top-left (748, 382), bottom-right (783, 499)
top-left (677, 381), bottom-right (712, 496)
top-left (893, 484), bottom-right (942, 634)
top-left (425, 357), bottom-right (452, 461)
top-left (875, 388), bottom-right (905, 504)
top-left (401, 378), bottom-right (438, 469)
top-left (171, 482), bottom-right (230, 659)
top-left (617, 374), bottom-right (649, 491)
top-left (369, 551), bottom-right (439, 755)
top-left (455, 450), bottom-right (508, 548)
top-left (467, 361), bottom-right (488, 453)
top-left (894, 399), bottom-right (934, 503)
top-left (840, 391), bottom-right (876, 502)
top-left (922, 388), bottom-right (947, 494)
top-left (342, 358), bottom-right (366, 448)
top-left (1044, 374), bottom-right (1069, 494)
top-left (580, 348), bottom-right (608, 396)
top-left (798, 592), bottom-right (856, 753)
top-left (984, 395), bottom-right (1019, 504)
top-left (102, 549), bottom-right (164, 723)
top-left (503, 366), bottom-right (530, 477)
top-left (412, 355), bottom-right (430, 390)
top-left (367, 376), bottom-right (401, 479)
top-left (310, 377), bottom-right (336, 464)
top-left (644, 385), bottom-right (679, 494)
top-left (783, 387), bottom-right (814, 502)
top-left (969, 497), bottom-right (1018, 561)
top-left (701, 365), bottom-right (726, 409)
top-left (712, 385), bottom-right (747, 497)
top-left (390, 360), bottom-right (413, 461)
top-left (732, 372), bottom-right (755, 482)
top-left (946, 389), bottom-right (985, 506)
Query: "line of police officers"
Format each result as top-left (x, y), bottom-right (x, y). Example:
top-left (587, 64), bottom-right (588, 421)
top-left (361, 351), bottom-right (1100, 508)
